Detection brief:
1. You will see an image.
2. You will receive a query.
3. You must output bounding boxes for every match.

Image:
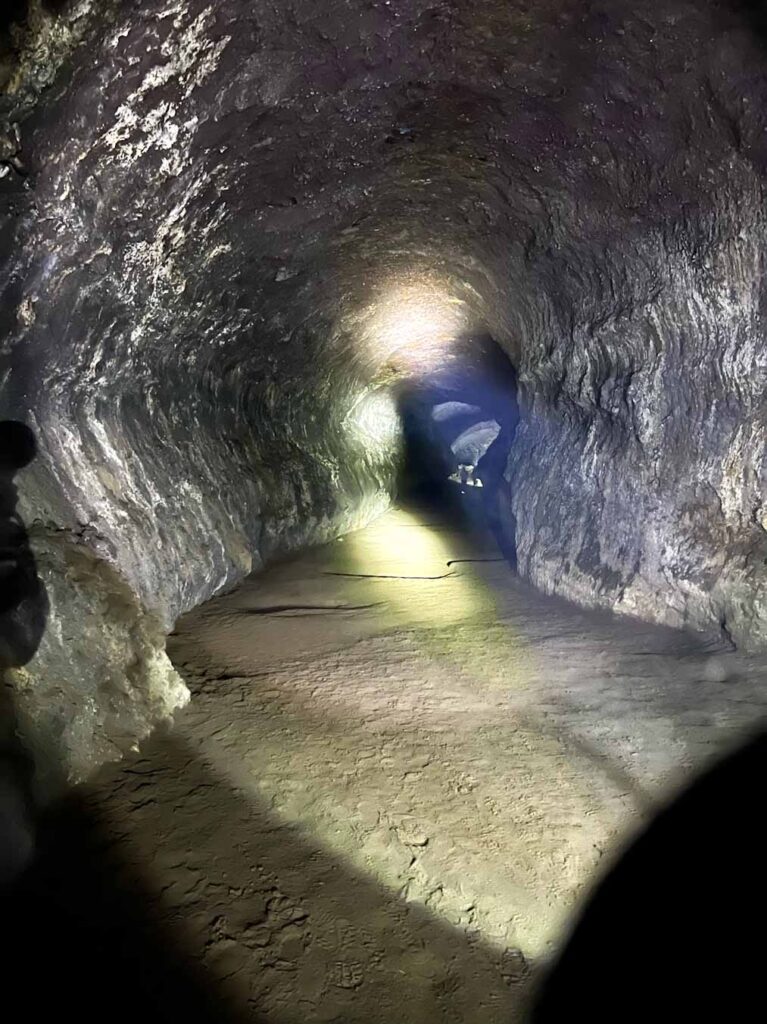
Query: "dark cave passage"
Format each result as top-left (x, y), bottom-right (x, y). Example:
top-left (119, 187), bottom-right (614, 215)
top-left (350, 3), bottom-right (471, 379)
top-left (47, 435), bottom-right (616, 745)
top-left (2, 0), bottom-right (767, 1021)
top-left (396, 332), bottom-right (520, 561)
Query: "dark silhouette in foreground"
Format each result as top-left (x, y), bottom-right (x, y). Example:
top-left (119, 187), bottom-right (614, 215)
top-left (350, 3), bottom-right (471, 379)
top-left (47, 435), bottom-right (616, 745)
top-left (0, 420), bottom-right (47, 880)
top-left (475, 423), bottom-right (517, 568)
top-left (0, 790), bottom-right (258, 1024)
top-left (531, 728), bottom-right (767, 1022)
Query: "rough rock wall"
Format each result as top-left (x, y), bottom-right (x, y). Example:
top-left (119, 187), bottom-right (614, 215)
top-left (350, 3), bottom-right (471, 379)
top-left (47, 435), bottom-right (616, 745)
top-left (0, 0), bottom-right (403, 792)
top-left (2, 0), bottom-right (767, 790)
top-left (503, 5), bottom-right (767, 647)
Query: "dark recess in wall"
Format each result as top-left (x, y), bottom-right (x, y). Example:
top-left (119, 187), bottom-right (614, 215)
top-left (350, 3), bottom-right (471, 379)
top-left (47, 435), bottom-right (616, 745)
top-left (0, 0), bottom-right (70, 82)
top-left (0, 420), bottom-right (46, 881)
top-left (736, 0), bottom-right (767, 40)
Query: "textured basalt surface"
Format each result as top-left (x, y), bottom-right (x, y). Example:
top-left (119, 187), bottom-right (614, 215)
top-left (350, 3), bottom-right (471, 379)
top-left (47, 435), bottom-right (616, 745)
top-left (1, 0), bottom-right (767, 787)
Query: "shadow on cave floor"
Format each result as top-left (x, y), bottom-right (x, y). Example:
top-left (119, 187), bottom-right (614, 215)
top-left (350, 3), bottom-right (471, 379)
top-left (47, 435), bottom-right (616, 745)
top-left (2, 734), bottom-right (531, 1024)
top-left (7, 502), bottom-right (767, 1023)
top-left (0, 773), bottom-right (268, 1024)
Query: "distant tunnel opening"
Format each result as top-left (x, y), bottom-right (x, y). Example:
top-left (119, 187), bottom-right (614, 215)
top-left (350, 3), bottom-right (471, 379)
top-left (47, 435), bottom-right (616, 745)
top-left (395, 333), bottom-right (519, 561)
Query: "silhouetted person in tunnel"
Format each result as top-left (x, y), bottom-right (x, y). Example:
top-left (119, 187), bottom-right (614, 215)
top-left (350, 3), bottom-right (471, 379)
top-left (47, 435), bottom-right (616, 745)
top-left (476, 424), bottom-right (517, 567)
top-left (0, 420), bottom-right (47, 881)
top-left (530, 728), bottom-right (767, 1023)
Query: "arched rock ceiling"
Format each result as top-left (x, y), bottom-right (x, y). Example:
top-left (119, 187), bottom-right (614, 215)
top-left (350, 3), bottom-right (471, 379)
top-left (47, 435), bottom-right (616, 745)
top-left (8, 0), bottom-right (767, 400)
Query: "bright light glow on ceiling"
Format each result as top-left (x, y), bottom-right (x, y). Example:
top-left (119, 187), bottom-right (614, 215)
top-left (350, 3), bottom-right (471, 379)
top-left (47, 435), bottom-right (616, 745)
top-left (359, 277), bottom-right (470, 372)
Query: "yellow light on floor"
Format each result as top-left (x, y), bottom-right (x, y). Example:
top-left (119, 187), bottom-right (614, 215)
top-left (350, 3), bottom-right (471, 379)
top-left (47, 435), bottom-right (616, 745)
top-left (339, 508), bottom-right (497, 627)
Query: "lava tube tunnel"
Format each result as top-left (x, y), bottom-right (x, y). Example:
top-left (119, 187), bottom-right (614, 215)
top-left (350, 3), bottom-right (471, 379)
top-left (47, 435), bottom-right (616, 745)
top-left (1, 2), bottom-right (766, 1022)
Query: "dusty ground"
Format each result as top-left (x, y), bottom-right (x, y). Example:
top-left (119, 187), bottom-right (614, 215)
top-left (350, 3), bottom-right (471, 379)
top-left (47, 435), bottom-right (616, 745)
top-left (21, 501), bottom-right (767, 1023)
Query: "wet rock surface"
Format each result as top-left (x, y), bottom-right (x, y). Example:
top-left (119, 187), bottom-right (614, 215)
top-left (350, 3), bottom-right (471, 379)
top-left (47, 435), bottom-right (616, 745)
top-left (1, 1), bottom-right (767, 782)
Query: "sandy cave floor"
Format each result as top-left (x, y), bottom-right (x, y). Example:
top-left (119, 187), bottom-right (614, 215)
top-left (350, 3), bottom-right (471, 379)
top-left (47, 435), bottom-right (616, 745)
top-left (15, 501), bottom-right (767, 1023)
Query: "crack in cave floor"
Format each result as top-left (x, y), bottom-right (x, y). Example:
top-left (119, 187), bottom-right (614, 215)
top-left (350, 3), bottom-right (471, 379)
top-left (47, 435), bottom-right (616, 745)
top-left (24, 505), bottom-right (767, 1023)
